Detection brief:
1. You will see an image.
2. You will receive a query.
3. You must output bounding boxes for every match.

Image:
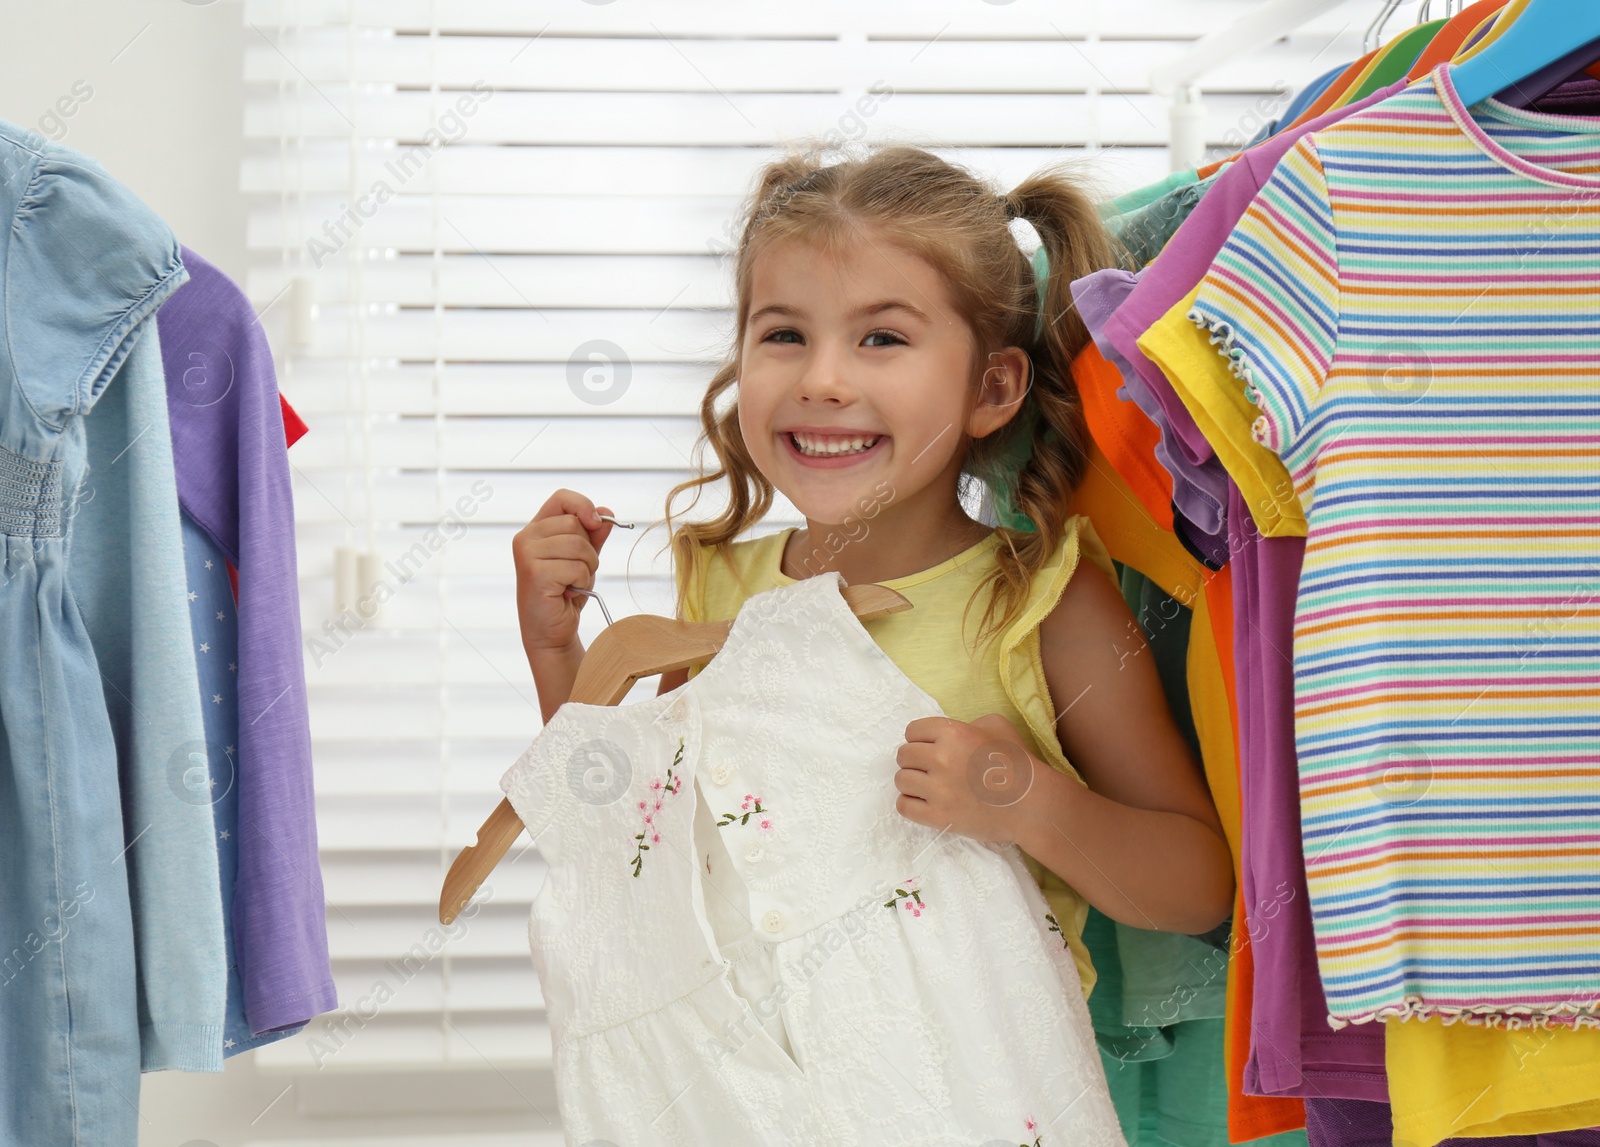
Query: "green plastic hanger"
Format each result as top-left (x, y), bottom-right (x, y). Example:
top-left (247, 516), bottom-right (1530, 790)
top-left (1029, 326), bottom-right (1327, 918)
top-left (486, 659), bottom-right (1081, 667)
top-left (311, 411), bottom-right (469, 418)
top-left (1349, 19), bottom-right (1450, 101)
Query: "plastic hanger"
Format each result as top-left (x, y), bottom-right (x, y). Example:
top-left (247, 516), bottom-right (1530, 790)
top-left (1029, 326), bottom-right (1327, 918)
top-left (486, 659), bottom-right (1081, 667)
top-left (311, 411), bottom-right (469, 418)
top-left (1332, 17), bottom-right (1409, 111)
top-left (1329, 54), bottom-right (1392, 109)
top-left (1437, 0), bottom-right (1521, 73)
top-left (1337, 4), bottom-right (1449, 109)
top-left (1347, 19), bottom-right (1449, 102)
top-left (1456, 0), bottom-right (1529, 60)
top-left (1448, 0), bottom-right (1600, 106)
top-left (1408, 0), bottom-right (1510, 79)
top-left (437, 580), bottom-right (916, 924)
top-left (1277, 46), bottom-right (1385, 132)
top-left (1206, 0), bottom-right (1592, 177)
top-left (1455, 12), bottom-right (1509, 58)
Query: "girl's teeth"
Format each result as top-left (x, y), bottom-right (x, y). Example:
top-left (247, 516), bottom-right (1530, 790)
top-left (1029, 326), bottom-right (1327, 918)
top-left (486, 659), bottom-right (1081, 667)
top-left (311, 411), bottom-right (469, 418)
top-left (793, 433), bottom-right (879, 457)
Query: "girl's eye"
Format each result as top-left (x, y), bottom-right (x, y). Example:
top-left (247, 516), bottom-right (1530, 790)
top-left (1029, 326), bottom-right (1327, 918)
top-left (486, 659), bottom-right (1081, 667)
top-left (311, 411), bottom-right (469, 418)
top-left (758, 328), bottom-right (903, 347)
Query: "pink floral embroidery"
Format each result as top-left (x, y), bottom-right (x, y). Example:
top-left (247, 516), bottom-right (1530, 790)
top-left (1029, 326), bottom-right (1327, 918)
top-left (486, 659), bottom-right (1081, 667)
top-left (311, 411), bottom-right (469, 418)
top-left (1044, 912), bottom-right (1069, 950)
top-left (630, 737), bottom-right (685, 878)
top-left (715, 793), bottom-right (771, 832)
top-left (995, 1116), bottom-right (1043, 1145)
top-left (884, 876), bottom-right (925, 916)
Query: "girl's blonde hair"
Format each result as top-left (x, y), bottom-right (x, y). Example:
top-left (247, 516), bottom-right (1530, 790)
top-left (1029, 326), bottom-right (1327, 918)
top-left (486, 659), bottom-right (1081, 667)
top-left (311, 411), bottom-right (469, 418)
top-left (663, 141), bottom-right (1118, 654)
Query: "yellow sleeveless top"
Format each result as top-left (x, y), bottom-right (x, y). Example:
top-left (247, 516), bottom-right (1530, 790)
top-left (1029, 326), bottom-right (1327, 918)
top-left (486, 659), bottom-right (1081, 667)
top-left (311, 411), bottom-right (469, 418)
top-left (674, 513), bottom-right (1121, 999)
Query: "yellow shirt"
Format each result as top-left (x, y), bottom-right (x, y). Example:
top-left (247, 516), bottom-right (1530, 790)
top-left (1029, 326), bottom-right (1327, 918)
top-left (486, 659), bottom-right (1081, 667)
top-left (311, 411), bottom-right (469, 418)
top-left (1136, 287), bottom-right (1309, 539)
top-left (675, 514), bottom-right (1122, 998)
top-left (1131, 290), bottom-right (1600, 1147)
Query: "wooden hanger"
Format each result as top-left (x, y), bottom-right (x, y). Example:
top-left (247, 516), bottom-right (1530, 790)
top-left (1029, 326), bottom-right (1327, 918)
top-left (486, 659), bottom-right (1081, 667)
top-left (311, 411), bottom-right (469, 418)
top-left (438, 581), bottom-right (915, 924)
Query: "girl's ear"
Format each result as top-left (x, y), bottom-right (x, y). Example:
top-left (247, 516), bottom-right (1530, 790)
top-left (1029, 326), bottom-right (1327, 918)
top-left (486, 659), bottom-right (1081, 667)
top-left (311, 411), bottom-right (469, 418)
top-left (969, 348), bottom-right (1032, 439)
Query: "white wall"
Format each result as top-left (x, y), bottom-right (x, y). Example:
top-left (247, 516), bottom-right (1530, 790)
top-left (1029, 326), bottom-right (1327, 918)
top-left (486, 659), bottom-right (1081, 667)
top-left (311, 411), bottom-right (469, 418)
top-left (0, 0), bottom-right (248, 284)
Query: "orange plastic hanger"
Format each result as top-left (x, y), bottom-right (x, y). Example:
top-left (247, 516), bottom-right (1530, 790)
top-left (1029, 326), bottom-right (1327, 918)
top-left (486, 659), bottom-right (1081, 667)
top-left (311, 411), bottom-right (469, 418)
top-left (1409, 0), bottom-right (1511, 77)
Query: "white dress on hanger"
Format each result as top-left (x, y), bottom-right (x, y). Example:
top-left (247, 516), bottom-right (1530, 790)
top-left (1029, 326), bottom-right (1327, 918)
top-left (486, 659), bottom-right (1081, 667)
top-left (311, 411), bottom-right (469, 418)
top-left (501, 571), bottom-right (1125, 1147)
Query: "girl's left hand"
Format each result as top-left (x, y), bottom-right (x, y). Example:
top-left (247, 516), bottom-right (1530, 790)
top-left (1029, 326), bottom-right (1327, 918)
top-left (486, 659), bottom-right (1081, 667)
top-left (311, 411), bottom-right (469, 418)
top-left (893, 713), bottom-right (1045, 845)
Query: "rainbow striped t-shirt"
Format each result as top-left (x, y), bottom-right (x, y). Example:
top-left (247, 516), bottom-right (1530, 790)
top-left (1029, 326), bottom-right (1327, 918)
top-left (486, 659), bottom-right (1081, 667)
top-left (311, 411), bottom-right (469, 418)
top-left (1189, 62), bottom-right (1600, 1030)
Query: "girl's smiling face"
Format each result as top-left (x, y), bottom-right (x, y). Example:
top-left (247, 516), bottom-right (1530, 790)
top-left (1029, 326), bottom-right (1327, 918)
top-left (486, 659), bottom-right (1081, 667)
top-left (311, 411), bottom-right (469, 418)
top-left (738, 231), bottom-right (1019, 530)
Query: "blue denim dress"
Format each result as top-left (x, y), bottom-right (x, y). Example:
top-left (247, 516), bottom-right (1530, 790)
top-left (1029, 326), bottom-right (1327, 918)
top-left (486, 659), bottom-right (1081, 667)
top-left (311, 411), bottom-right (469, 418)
top-left (0, 120), bottom-right (201, 1145)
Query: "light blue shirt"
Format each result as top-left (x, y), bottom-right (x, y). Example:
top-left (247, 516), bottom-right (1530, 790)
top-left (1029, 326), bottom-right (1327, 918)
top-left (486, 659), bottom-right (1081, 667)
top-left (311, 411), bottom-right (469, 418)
top-left (69, 313), bottom-right (227, 1072)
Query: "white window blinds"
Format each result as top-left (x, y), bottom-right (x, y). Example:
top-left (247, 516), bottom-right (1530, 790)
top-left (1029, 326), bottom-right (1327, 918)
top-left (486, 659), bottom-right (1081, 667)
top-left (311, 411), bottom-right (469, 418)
top-left (242, 0), bottom-right (1363, 1071)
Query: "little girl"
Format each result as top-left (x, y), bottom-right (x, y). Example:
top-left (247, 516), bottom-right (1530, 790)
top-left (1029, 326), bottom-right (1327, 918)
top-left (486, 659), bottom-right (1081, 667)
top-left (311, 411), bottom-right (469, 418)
top-left (513, 140), bottom-right (1234, 1115)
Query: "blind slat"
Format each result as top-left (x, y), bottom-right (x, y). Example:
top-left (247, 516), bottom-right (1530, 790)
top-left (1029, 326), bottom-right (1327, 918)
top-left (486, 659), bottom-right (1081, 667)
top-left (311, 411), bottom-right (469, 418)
top-left (242, 143), bottom-right (1168, 198)
top-left (287, 470), bottom-right (752, 525)
top-left (243, 89), bottom-right (1280, 147)
top-left (242, 34), bottom-right (1342, 94)
top-left (244, 0), bottom-right (1358, 39)
top-left (274, 361), bottom-right (713, 417)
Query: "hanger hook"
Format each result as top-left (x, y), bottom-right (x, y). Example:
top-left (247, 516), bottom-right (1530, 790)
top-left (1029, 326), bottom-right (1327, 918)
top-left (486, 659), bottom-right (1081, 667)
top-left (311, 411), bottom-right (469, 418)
top-left (571, 586), bottom-right (614, 627)
top-left (1364, 0), bottom-right (1405, 52)
top-left (563, 511), bottom-right (632, 628)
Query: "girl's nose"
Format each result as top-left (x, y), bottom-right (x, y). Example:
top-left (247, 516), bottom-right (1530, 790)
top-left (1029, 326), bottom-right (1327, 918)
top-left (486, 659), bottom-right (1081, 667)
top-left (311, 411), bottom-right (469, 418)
top-left (795, 345), bottom-right (856, 405)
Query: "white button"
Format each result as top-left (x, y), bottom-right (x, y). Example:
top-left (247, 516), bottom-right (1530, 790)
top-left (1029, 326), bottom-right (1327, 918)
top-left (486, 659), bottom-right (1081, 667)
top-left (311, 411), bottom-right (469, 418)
top-left (761, 909), bottom-right (783, 934)
top-left (744, 844), bottom-right (764, 863)
top-left (710, 764), bottom-right (732, 785)
top-left (666, 696), bottom-right (689, 722)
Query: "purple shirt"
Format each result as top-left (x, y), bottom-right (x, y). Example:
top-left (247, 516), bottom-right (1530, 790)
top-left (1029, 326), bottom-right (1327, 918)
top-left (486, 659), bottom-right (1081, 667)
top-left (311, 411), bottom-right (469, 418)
top-left (1305, 1097), bottom-right (1600, 1147)
top-left (1229, 480), bottom-right (1386, 1100)
top-left (1071, 267), bottom-right (1230, 537)
top-left (1099, 81), bottom-right (1412, 486)
top-left (160, 246), bottom-right (336, 1035)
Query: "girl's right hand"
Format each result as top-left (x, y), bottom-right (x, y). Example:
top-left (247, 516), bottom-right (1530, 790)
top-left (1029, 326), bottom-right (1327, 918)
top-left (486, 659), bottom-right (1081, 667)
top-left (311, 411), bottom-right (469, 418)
top-left (512, 488), bottom-right (616, 657)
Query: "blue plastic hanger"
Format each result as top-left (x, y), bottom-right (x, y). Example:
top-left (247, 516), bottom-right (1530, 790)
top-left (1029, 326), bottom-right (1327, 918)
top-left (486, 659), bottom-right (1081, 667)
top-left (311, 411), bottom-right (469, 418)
top-left (1448, 0), bottom-right (1600, 106)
